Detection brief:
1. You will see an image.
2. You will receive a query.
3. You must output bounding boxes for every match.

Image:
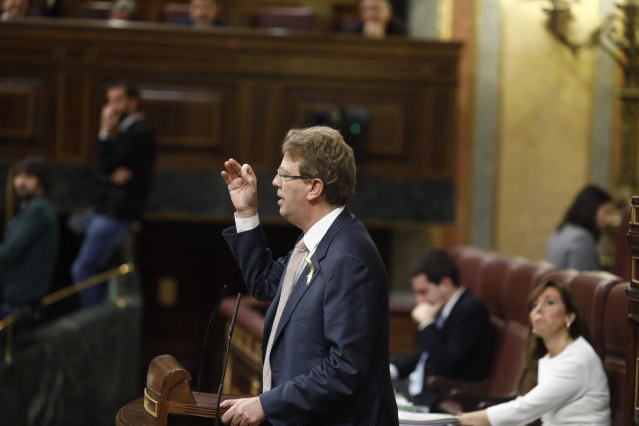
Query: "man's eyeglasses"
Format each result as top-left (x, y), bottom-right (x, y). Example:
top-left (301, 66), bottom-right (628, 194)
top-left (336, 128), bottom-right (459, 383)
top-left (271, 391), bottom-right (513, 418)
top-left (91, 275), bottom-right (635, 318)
top-left (276, 169), bottom-right (312, 181)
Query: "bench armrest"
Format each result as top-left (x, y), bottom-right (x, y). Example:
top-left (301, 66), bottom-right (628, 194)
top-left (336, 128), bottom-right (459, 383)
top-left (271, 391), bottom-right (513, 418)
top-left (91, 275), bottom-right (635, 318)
top-left (448, 388), bottom-right (518, 412)
top-left (426, 375), bottom-right (491, 399)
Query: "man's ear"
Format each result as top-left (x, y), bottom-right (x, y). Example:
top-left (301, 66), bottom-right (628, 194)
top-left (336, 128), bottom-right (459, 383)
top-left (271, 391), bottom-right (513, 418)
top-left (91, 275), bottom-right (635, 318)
top-left (440, 277), bottom-right (456, 292)
top-left (307, 178), bottom-right (324, 201)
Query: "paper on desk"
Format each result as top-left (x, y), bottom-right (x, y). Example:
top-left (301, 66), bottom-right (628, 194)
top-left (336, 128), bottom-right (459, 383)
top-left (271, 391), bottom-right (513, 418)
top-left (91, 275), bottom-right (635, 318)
top-left (398, 410), bottom-right (460, 424)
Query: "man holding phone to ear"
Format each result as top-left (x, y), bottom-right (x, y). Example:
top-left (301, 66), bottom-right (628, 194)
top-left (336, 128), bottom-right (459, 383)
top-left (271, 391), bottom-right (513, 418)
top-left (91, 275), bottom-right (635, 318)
top-left (72, 81), bottom-right (156, 308)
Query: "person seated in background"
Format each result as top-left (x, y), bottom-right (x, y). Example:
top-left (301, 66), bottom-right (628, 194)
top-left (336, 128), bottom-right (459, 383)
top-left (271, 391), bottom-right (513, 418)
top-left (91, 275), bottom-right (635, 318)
top-left (343, 0), bottom-right (406, 38)
top-left (459, 281), bottom-right (610, 425)
top-left (0, 157), bottom-right (59, 321)
top-left (109, 0), bottom-right (138, 20)
top-left (1, 0), bottom-right (28, 20)
top-left (174, 0), bottom-right (226, 27)
top-left (545, 184), bottom-right (613, 271)
top-left (390, 249), bottom-right (495, 409)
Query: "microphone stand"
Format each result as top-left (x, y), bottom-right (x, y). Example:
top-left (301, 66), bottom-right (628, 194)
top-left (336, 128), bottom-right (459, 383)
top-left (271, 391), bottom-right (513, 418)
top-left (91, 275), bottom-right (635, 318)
top-left (196, 284), bottom-right (227, 392)
top-left (215, 292), bottom-right (242, 426)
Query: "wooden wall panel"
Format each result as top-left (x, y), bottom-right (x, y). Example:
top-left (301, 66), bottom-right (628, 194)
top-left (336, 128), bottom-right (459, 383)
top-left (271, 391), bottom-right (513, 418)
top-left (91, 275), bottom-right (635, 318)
top-left (424, 89), bottom-right (456, 177)
top-left (364, 105), bottom-right (404, 157)
top-left (281, 80), bottom-right (455, 179)
top-left (284, 84), bottom-right (419, 176)
top-left (0, 75), bottom-right (54, 158)
top-left (242, 82), bottom-right (281, 170)
top-left (140, 84), bottom-right (234, 168)
top-left (0, 19), bottom-right (460, 180)
top-left (0, 83), bottom-right (35, 139)
top-left (57, 70), bottom-right (91, 161)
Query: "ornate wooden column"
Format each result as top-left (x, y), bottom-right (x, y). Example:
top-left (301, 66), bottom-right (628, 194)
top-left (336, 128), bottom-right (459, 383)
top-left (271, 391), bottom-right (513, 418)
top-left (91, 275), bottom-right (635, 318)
top-left (608, 3), bottom-right (639, 208)
top-left (626, 196), bottom-right (639, 424)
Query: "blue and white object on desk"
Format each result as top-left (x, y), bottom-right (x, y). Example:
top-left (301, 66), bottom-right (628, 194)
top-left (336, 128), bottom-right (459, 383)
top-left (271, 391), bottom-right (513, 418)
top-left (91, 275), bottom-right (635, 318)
top-left (395, 392), bottom-right (414, 412)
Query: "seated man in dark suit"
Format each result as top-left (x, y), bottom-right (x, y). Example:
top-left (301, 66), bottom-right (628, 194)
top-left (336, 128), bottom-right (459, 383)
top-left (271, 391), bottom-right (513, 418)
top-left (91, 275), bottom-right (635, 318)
top-left (343, 0), bottom-right (406, 38)
top-left (175, 0), bottom-right (227, 27)
top-left (390, 249), bottom-right (495, 409)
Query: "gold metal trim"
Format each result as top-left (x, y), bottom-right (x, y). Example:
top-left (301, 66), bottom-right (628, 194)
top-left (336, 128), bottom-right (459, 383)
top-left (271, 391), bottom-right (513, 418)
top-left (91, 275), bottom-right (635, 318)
top-left (4, 324), bottom-right (12, 364)
top-left (0, 262), bottom-right (135, 333)
top-left (0, 262), bottom-right (135, 363)
top-left (143, 387), bottom-right (158, 417)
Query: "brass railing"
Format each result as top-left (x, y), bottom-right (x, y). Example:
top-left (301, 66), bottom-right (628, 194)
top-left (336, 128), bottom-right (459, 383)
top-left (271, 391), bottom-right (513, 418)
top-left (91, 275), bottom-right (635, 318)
top-left (0, 262), bottom-right (135, 363)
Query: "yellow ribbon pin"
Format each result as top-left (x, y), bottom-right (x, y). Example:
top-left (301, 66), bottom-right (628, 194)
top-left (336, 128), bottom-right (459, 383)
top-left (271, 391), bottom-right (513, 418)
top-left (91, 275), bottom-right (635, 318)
top-left (304, 257), bottom-right (314, 285)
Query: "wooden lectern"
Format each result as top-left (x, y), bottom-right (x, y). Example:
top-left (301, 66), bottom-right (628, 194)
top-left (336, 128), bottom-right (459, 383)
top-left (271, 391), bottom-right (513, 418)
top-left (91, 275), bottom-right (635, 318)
top-left (143, 354), bottom-right (230, 426)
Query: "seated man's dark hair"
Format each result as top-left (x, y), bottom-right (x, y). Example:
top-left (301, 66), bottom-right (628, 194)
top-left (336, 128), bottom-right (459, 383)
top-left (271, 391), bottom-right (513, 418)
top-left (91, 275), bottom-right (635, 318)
top-left (409, 248), bottom-right (459, 286)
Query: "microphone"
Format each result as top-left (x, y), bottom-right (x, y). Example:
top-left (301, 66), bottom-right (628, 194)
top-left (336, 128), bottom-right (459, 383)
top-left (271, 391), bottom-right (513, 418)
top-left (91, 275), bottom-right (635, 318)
top-left (196, 284), bottom-right (228, 392)
top-left (215, 292), bottom-right (242, 426)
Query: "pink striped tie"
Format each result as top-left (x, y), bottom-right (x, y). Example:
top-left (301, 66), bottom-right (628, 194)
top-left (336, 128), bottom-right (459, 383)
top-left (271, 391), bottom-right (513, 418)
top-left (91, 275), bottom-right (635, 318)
top-left (262, 239), bottom-right (308, 391)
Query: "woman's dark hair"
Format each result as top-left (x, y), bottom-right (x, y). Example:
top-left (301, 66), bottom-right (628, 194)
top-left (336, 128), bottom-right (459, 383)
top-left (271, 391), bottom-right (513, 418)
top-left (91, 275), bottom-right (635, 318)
top-left (517, 281), bottom-right (591, 394)
top-left (559, 184), bottom-right (611, 241)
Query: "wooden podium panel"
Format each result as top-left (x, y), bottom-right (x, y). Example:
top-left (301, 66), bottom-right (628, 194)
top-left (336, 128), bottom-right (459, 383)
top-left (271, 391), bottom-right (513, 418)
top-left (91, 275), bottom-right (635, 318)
top-left (0, 18), bottom-right (460, 180)
top-left (117, 398), bottom-right (220, 426)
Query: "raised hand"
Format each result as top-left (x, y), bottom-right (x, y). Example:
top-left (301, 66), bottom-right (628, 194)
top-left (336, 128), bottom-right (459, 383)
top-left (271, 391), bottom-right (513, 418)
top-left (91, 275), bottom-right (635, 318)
top-left (411, 300), bottom-right (444, 325)
top-left (221, 158), bottom-right (258, 218)
top-left (100, 104), bottom-right (119, 139)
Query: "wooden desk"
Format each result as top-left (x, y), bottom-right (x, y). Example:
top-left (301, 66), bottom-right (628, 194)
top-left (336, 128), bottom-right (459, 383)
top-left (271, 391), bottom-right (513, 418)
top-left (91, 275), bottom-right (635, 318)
top-left (116, 397), bottom-right (460, 426)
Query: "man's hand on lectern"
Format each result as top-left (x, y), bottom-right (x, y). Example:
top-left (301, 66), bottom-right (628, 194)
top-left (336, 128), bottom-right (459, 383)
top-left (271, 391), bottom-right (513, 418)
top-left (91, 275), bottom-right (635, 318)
top-left (220, 396), bottom-right (265, 426)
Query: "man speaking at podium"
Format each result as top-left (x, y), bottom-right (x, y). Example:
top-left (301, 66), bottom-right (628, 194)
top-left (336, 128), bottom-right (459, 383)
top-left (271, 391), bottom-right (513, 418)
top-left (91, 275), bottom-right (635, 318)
top-left (220, 126), bottom-right (399, 425)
